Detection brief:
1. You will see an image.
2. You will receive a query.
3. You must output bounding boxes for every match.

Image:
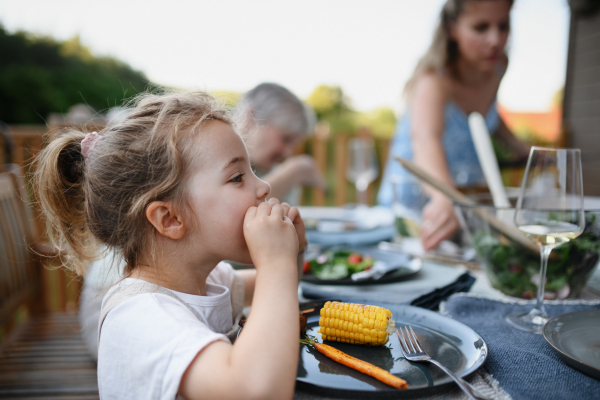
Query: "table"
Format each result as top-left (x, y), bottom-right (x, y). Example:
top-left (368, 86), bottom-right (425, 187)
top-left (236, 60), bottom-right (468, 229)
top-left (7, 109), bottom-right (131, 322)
top-left (294, 257), bottom-right (600, 399)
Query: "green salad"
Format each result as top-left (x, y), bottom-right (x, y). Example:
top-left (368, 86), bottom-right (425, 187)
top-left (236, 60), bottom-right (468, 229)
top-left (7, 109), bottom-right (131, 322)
top-left (303, 248), bottom-right (374, 280)
top-left (473, 214), bottom-right (600, 299)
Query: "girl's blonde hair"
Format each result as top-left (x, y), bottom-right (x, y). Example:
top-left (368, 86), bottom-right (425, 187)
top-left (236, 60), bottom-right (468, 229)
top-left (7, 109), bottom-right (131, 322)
top-left (35, 91), bottom-right (231, 276)
top-left (404, 0), bottom-right (513, 93)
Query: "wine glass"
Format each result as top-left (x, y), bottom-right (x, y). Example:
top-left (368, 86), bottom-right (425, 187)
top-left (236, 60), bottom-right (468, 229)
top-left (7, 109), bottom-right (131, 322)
top-left (507, 147), bottom-right (585, 334)
top-left (346, 137), bottom-right (379, 205)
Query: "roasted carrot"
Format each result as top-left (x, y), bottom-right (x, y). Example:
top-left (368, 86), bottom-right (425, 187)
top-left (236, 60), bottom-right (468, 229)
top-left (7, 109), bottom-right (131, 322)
top-left (300, 337), bottom-right (408, 389)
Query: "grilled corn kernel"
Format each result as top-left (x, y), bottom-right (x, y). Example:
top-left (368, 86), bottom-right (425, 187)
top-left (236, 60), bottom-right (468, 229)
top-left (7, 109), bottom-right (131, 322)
top-left (318, 301), bottom-right (395, 346)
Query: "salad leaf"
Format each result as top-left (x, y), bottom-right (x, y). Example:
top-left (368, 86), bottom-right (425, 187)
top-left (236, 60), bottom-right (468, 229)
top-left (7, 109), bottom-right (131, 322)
top-left (472, 214), bottom-right (600, 298)
top-left (306, 248), bottom-right (374, 280)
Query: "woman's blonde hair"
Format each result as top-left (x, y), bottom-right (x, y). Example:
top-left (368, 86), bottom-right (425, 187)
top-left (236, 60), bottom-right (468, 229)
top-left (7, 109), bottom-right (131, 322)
top-left (404, 0), bottom-right (513, 93)
top-left (35, 91), bottom-right (231, 276)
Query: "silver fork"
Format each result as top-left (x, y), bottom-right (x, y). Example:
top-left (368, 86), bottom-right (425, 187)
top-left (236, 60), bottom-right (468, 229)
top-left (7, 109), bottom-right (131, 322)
top-left (396, 326), bottom-right (492, 400)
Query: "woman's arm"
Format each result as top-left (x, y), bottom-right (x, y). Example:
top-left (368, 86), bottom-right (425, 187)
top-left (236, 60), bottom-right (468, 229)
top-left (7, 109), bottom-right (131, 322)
top-left (409, 73), bottom-right (460, 250)
top-left (262, 155), bottom-right (325, 201)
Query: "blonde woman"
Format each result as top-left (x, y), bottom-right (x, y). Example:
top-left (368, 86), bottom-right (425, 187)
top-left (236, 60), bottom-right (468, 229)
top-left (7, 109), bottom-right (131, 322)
top-left (378, 0), bottom-right (528, 250)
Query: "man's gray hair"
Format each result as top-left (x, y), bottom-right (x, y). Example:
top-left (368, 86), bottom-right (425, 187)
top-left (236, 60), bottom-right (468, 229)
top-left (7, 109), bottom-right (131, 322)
top-left (236, 83), bottom-right (316, 136)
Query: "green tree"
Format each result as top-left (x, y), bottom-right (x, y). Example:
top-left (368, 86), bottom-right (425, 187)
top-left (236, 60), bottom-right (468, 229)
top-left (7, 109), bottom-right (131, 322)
top-left (0, 27), bottom-right (150, 124)
top-left (355, 107), bottom-right (397, 138)
top-left (306, 84), bottom-right (356, 134)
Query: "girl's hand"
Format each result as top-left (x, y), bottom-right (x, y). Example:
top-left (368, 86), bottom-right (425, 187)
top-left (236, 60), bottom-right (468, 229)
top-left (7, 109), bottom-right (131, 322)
top-left (420, 196), bottom-right (459, 251)
top-left (244, 201), bottom-right (299, 270)
top-left (268, 198), bottom-right (307, 255)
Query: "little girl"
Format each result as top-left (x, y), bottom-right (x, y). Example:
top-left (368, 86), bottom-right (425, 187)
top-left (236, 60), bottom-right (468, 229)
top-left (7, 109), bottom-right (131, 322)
top-left (35, 91), bottom-right (306, 400)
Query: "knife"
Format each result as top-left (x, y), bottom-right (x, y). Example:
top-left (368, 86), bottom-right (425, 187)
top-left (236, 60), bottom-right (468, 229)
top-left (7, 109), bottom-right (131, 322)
top-left (378, 241), bottom-right (480, 271)
top-left (351, 256), bottom-right (420, 281)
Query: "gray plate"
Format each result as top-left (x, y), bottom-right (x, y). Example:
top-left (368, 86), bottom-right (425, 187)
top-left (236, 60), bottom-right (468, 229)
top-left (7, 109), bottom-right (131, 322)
top-left (543, 309), bottom-right (600, 380)
top-left (302, 247), bottom-right (422, 286)
top-left (297, 304), bottom-right (488, 398)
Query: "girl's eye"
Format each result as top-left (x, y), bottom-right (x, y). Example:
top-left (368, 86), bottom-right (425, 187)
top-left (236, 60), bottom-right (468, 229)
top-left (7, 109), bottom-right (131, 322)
top-left (474, 23), bottom-right (488, 33)
top-left (499, 22), bottom-right (510, 32)
top-left (229, 173), bottom-right (245, 183)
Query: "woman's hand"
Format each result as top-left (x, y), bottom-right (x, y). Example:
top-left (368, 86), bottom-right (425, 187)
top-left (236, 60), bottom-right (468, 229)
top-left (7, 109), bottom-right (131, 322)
top-left (285, 155), bottom-right (326, 189)
top-left (263, 155), bottom-right (326, 200)
top-left (243, 201), bottom-right (298, 270)
top-left (420, 196), bottom-right (459, 251)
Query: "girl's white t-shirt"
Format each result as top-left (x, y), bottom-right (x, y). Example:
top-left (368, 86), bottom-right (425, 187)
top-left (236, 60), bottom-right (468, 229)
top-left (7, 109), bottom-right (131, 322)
top-left (97, 262), bottom-right (242, 400)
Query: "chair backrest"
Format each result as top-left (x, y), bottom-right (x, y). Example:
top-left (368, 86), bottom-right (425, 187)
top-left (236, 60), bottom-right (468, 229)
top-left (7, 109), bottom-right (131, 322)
top-left (0, 171), bottom-right (40, 327)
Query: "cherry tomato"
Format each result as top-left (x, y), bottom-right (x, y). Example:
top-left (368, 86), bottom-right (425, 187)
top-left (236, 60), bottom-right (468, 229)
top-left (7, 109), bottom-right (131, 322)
top-left (347, 253), bottom-right (362, 264)
top-left (303, 261), bottom-right (311, 274)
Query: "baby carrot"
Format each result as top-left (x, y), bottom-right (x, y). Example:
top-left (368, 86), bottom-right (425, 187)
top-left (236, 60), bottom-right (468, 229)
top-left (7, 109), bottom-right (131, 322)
top-left (301, 337), bottom-right (408, 389)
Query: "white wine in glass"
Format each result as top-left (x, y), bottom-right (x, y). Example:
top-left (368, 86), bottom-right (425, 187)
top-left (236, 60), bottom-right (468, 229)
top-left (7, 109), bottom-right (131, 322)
top-left (346, 137), bottom-right (379, 205)
top-left (507, 147), bottom-right (585, 334)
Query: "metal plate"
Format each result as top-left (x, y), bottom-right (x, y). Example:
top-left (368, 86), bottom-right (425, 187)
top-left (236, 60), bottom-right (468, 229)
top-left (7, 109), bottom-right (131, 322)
top-left (297, 304), bottom-right (488, 397)
top-left (301, 248), bottom-right (421, 286)
top-left (543, 309), bottom-right (600, 380)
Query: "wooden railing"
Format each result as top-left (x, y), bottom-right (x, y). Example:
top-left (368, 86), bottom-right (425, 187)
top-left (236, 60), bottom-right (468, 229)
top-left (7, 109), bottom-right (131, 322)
top-left (1, 124), bottom-right (527, 316)
top-left (297, 133), bottom-right (391, 206)
top-left (5, 124), bottom-right (527, 205)
top-left (2, 125), bottom-right (83, 316)
top-left (5, 124), bottom-right (392, 207)
top-left (1, 124), bottom-right (392, 318)
top-left (4, 123), bottom-right (528, 206)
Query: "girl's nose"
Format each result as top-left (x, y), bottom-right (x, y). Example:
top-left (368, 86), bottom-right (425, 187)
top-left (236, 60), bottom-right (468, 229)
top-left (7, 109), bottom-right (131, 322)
top-left (488, 27), bottom-right (503, 48)
top-left (256, 178), bottom-right (271, 201)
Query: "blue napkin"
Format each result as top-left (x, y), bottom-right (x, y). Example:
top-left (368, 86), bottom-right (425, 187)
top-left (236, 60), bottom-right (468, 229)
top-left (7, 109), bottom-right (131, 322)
top-left (441, 294), bottom-right (600, 400)
top-left (302, 272), bottom-right (475, 309)
top-left (409, 272), bottom-right (475, 310)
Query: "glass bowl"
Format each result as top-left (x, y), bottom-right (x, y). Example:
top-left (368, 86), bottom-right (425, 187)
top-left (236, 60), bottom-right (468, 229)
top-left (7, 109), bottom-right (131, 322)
top-left (455, 195), bottom-right (600, 299)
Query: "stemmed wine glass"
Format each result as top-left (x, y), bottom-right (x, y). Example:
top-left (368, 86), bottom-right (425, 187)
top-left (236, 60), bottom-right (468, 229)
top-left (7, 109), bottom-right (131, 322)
top-left (508, 147), bottom-right (585, 334)
top-left (346, 137), bottom-right (379, 205)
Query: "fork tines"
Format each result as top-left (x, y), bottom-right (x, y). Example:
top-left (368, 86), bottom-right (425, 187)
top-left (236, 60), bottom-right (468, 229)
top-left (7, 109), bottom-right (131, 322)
top-left (396, 326), bottom-right (423, 354)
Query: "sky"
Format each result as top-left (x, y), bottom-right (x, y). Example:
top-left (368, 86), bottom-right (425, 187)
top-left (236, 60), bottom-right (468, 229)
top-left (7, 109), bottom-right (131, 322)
top-left (0, 0), bottom-right (570, 113)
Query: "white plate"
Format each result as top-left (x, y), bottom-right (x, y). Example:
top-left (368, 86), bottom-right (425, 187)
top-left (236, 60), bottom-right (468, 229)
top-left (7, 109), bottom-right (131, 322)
top-left (298, 206), bottom-right (394, 233)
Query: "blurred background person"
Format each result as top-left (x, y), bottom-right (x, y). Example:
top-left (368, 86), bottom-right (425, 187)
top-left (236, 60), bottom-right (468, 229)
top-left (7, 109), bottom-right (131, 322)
top-left (378, 0), bottom-right (529, 251)
top-left (236, 82), bottom-right (325, 204)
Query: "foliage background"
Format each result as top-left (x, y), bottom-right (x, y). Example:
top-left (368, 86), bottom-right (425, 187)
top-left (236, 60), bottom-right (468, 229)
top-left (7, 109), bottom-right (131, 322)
top-left (0, 27), bottom-right (397, 137)
top-left (0, 27), bottom-right (149, 124)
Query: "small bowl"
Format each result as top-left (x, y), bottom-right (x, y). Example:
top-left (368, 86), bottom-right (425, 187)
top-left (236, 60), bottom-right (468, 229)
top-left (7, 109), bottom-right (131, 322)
top-left (454, 194), bottom-right (600, 299)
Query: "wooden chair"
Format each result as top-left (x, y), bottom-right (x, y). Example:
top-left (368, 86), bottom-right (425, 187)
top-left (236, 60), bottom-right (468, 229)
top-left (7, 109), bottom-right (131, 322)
top-left (0, 168), bottom-right (98, 399)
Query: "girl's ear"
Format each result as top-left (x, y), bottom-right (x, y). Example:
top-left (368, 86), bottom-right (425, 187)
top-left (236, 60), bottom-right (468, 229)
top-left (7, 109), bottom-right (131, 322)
top-left (146, 201), bottom-right (185, 240)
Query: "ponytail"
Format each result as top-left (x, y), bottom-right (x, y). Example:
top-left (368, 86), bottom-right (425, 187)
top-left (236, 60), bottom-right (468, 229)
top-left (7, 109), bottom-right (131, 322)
top-left (35, 129), bottom-right (99, 275)
top-left (34, 91), bottom-right (232, 276)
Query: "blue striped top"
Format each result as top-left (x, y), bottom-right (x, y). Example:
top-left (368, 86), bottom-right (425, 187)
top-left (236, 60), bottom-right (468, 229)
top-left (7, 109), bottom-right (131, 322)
top-left (377, 100), bottom-right (500, 208)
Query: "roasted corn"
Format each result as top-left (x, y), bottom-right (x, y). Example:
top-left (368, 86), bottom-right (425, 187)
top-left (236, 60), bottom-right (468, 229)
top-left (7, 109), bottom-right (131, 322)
top-left (318, 301), bottom-right (395, 346)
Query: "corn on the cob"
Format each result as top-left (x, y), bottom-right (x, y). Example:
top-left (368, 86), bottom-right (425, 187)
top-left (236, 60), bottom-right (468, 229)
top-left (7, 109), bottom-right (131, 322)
top-left (318, 301), bottom-right (395, 346)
